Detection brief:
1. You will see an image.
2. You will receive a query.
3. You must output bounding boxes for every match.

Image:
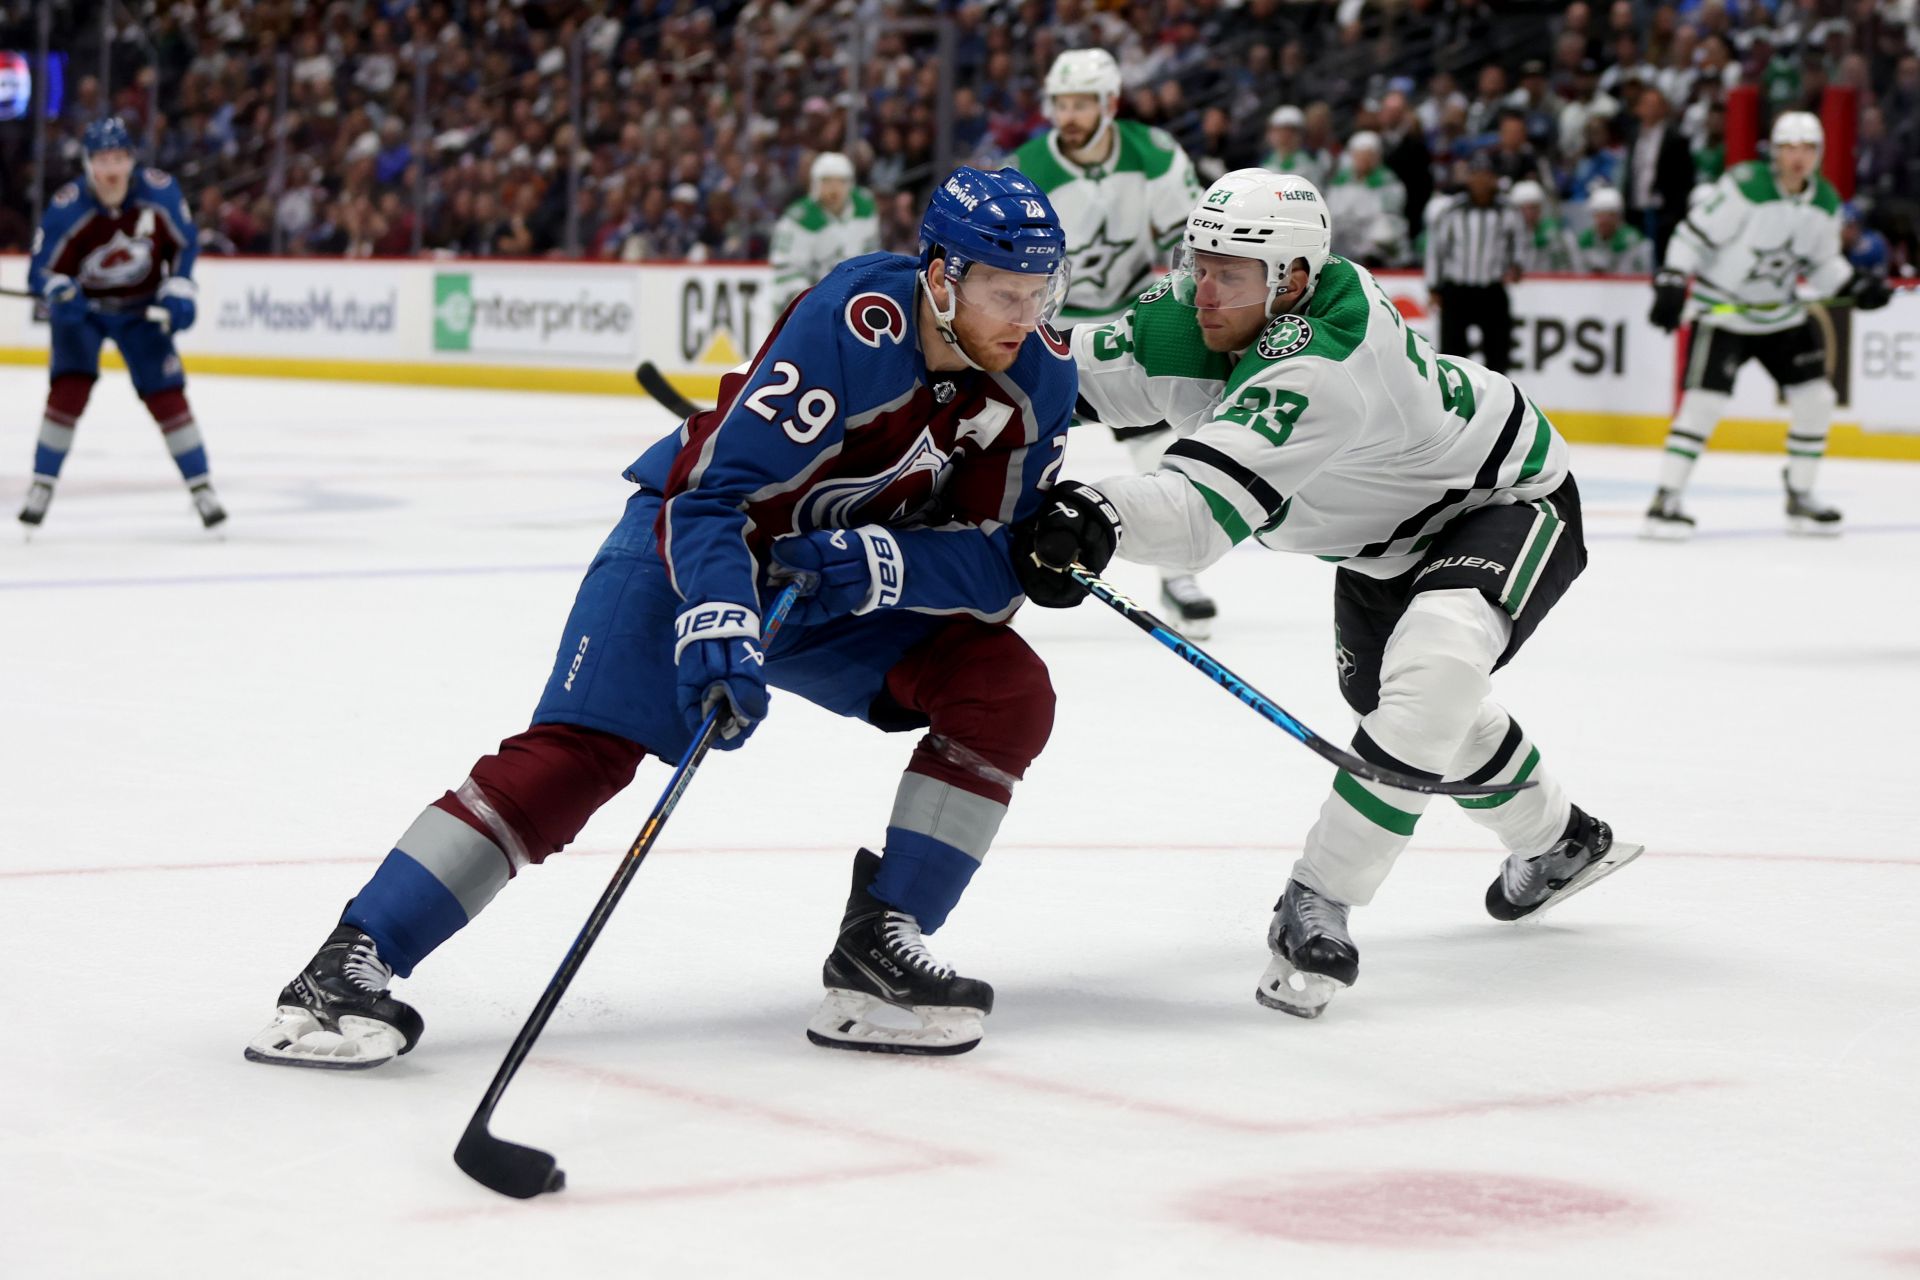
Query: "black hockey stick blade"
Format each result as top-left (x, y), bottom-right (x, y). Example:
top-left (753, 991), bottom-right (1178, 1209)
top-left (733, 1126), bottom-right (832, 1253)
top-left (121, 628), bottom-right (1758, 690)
top-left (455, 1116), bottom-right (565, 1199)
top-left (1069, 565), bottom-right (1534, 798)
top-left (635, 361), bottom-right (707, 419)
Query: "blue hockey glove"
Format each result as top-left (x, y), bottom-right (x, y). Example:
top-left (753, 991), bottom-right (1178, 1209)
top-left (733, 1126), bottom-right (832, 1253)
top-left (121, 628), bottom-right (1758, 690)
top-left (674, 602), bottom-right (770, 749)
top-left (768, 526), bottom-right (904, 626)
top-left (156, 277), bottom-right (197, 333)
top-left (43, 275), bottom-right (88, 327)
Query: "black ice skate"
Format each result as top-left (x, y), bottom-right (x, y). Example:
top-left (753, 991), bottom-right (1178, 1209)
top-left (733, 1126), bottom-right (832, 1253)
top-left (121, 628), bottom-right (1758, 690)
top-left (188, 479), bottom-right (228, 531)
top-left (1641, 487), bottom-right (1696, 541)
top-left (18, 478), bottom-right (53, 529)
top-left (806, 849), bottom-right (993, 1055)
top-left (1160, 574), bottom-right (1218, 640)
top-left (1256, 879), bottom-right (1359, 1019)
top-left (1783, 470), bottom-right (1841, 537)
top-left (1485, 806), bottom-right (1646, 922)
top-left (244, 924), bottom-right (424, 1070)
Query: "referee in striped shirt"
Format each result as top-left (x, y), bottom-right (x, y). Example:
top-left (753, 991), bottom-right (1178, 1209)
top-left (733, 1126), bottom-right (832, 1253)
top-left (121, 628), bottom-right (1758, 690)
top-left (1426, 152), bottom-right (1528, 373)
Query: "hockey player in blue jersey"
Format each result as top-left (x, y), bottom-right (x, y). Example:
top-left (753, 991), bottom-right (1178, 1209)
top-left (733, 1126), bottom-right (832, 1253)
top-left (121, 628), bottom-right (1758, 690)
top-left (247, 167), bottom-right (1078, 1066)
top-left (21, 116), bottom-right (224, 531)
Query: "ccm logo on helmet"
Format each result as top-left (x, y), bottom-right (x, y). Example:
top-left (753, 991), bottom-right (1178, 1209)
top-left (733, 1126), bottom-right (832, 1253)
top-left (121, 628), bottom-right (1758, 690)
top-left (845, 292), bottom-right (908, 348)
top-left (1192, 217), bottom-right (1226, 230)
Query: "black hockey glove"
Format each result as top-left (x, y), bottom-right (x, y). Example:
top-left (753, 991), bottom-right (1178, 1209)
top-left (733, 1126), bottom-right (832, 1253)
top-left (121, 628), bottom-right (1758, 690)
top-left (1844, 268), bottom-right (1893, 312)
top-left (1011, 480), bottom-right (1122, 609)
top-left (1648, 269), bottom-right (1688, 332)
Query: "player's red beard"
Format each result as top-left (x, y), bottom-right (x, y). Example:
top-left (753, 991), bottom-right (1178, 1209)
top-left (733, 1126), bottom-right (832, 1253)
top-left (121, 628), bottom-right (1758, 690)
top-left (952, 303), bottom-right (1032, 372)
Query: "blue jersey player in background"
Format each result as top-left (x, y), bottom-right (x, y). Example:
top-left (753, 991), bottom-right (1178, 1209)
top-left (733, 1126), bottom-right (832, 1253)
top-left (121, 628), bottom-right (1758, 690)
top-left (22, 116), bottom-right (224, 532)
top-left (247, 167), bottom-right (1079, 1065)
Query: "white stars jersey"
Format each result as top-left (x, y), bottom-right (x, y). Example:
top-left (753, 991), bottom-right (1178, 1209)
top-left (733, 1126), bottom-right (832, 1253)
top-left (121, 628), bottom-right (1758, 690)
top-left (1010, 120), bottom-right (1202, 324)
top-left (1665, 161), bottom-right (1851, 334)
top-left (1070, 257), bottom-right (1570, 579)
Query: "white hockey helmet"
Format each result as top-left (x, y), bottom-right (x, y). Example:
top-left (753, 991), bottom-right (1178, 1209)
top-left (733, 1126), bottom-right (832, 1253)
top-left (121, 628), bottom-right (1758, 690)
top-left (1770, 110), bottom-right (1824, 160)
top-left (810, 150), bottom-right (855, 197)
top-left (1510, 179), bottom-right (1547, 206)
top-left (1177, 168), bottom-right (1333, 312)
top-left (1587, 186), bottom-right (1624, 214)
top-left (1045, 48), bottom-right (1123, 103)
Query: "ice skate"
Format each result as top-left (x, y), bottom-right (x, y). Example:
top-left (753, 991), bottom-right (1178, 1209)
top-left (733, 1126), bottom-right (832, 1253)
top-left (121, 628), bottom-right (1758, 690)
top-left (245, 924), bottom-right (424, 1069)
top-left (1640, 487), bottom-right (1695, 541)
top-left (1784, 470), bottom-right (1841, 537)
top-left (1485, 806), bottom-right (1645, 922)
top-left (1159, 574), bottom-right (1217, 640)
top-left (807, 849), bottom-right (993, 1055)
top-left (1256, 879), bottom-right (1359, 1019)
top-left (189, 479), bottom-right (228, 531)
top-left (18, 478), bottom-right (53, 530)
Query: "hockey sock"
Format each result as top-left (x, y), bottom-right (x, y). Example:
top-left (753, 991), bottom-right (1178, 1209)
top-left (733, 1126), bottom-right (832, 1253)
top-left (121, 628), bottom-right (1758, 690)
top-left (1446, 704), bottom-right (1571, 855)
top-left (1783, 379), bottom-right (1836, 492)
top-left (1657, 389), bottom-right (1726, 493)
top-left (1295, 590), bottom-right (1498, 905)
top-left (873, 768), bottom-right (1003, 933)
top-left (141, 388), bottom-right (210, 482)
top-left (33, 375), bottom-right (94, 479)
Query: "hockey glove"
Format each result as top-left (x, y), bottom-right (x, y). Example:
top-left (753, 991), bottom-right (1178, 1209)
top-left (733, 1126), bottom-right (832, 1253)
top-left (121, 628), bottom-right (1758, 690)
top-left (157, 276), bottom-right (198, 333)
top-left (1010, 480), bottom-right (1122, 609)
top-left (1648, 269), bottom-right (1688, 332)
top-left (673, 603), bottom-right (770, 749)
top-left (43, 274), bottom-right (88, 327)
top-left (768, 526), bottom-right (904, 626)
top-left (1844, 269), bottom-right (1892, 312)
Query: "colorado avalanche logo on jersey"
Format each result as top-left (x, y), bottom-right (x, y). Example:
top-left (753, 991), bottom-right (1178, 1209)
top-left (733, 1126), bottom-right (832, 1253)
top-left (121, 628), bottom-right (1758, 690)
top-left (845, 292), bottom-right (907, 348)
top-left (79, 230), bottom-right (156, 290)
top-left (1039, 324), bottom-right (1072, 360)
top-left (801, 427), bottom-right (951, 528)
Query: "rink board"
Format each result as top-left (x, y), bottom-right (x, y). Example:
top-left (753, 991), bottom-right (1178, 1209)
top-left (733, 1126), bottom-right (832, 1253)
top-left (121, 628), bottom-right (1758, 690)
top-left (2, 256), bottom-right (1917, 457)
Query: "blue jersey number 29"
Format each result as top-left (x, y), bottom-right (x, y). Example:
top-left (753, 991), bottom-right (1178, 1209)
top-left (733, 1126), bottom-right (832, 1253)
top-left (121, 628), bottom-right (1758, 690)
top-left (742, 360), bottom-right (839, 444)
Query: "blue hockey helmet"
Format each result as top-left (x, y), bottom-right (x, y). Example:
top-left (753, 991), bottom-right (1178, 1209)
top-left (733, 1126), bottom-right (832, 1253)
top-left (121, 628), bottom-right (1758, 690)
top-left (83, 116), bottom-right (136, 156)
top-left (919, 166), bottom-right (1067, 284)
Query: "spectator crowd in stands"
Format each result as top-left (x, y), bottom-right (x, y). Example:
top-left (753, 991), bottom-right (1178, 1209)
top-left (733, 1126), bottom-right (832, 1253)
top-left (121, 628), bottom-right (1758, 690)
top-left (2, 0), bottom-right (1917, 275)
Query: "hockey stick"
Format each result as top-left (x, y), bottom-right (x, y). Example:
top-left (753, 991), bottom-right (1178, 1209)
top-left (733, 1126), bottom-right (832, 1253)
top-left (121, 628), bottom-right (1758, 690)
top-left (455, 581), bottom-right (803, 1200)
top-left (1068, 565), bottom-right (1534, 798)
top-left (635, 360), bottom-right (708, 418)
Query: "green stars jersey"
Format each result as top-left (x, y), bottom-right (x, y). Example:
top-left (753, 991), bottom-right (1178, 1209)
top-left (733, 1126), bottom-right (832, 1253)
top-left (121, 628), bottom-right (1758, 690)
top-left (1570, 222), bottom-right (1650, 276)
top-left (1070, 257), bottom-right (1569, 579)
top-left (1519, 217), bottom-right (1574, 274)
top-left (1011, 120), bottom-right (1202, 323)
top-left (1665, 161), bottom-right (1851, 334)
top-left (770, 189), bottom-right (881, 311)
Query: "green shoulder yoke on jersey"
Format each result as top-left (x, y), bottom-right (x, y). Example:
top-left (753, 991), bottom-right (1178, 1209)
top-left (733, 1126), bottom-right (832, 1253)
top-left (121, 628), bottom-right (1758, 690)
top-left (1013, 119), bottom-right (1181, 189)
top-left (1732, 160), bottom-right (1842, 214)
top-left (785, 189), bottom-right (877, 231)
top-left (1225, 256), bottom-right (1371, 395)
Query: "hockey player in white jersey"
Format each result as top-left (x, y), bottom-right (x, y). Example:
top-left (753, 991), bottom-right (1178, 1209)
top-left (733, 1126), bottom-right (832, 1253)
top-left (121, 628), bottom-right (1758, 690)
top-left (1012, 169), bottom-right (1643, 1018)
top-left (769, 152), bottom-right (880, 312)
top-left (1644, 112), bottom-right (1891, 538)
top-left (1012, 48), bottom-right (1219, 637)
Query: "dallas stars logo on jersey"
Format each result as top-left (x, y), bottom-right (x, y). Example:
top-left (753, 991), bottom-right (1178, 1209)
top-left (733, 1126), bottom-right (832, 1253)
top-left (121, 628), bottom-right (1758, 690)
top-left (1258, 315), bottom-right (1315, 361)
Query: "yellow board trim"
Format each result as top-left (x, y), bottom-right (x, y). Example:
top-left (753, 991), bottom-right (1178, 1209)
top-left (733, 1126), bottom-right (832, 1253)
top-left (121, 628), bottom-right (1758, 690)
top-left (4, 346), bottom-right (1917, 460)
top-left (0, 345), bottom-right (726, 404)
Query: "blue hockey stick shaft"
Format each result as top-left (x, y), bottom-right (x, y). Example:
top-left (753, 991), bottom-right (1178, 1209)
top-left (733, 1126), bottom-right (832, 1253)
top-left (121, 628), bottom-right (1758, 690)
top-left (1068, 565), bottom-right (1533, 798)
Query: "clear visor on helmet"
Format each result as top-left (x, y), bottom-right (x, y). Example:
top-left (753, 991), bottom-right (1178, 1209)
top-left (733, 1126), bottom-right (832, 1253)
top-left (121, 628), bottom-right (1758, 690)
top-left (950, 260), bottom-right (1071, 327)
top-left (1171, 245), bottom-right (1274, 312)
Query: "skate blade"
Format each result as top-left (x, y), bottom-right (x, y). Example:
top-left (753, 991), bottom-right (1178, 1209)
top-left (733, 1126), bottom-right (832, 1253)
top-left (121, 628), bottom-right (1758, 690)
top-left (1514, 841), bottom-right (1647, 923)
top-left (805, 989), bottom-right (984, 1056)
top-left (1254, 954), bottom-right (1347, 1019)
top-left (1639, 519), bottom-right (1693, 542)
top-left (244, 1008), bottom-right (405, 1070)
top-left (1787, 516), bottom-right (1841, 537)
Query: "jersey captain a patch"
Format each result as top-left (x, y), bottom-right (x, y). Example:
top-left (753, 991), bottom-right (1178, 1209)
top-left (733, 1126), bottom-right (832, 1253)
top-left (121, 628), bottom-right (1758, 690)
top-left (1257, 315), bottom-right (1314, 360)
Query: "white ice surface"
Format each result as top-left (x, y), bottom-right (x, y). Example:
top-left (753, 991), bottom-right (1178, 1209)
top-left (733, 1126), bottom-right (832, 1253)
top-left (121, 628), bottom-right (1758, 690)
top-left (2, 368), bottom-right (1917, 1279)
